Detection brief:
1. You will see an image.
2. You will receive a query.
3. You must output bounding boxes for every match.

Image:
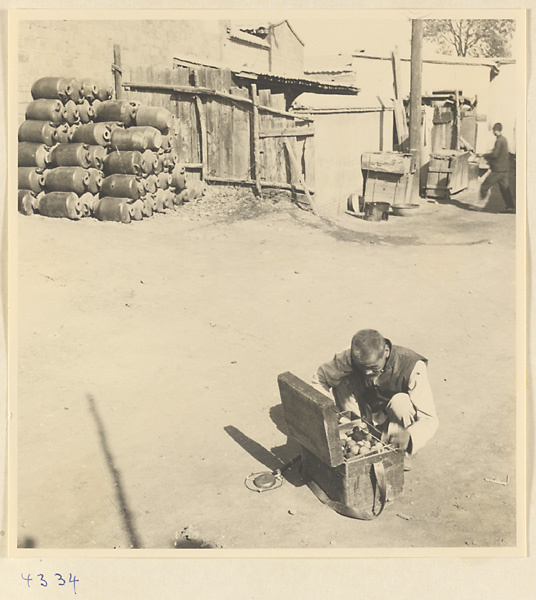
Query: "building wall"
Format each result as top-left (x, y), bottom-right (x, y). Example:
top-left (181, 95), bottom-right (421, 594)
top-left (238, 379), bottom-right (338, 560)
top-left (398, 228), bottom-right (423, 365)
top-left (312, 110), bottom-right (394, 215)
top-left (222, 37), bottom-right (270, 73)
top-left (350, 55), bottom-right (517, 155)
top-left (18, 19), bottom-right (225, 123)
top-left (270, 22), bottom-right (304, 75)
top-left (488, 63), bottom-right (517, 154)
top-left (351, 56), bottom-right (492, 111)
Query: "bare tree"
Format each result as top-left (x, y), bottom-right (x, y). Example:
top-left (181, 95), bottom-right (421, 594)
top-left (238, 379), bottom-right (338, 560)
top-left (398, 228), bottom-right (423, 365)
top-left (423, 19), bottom-right (515, 58)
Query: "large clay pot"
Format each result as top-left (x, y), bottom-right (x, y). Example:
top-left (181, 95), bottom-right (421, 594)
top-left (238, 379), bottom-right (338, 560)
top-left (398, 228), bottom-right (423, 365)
top-left (49, 143), bottom-right (91, 168)
top-left (157, 172), bottom-right (172, 190)
top-left (86, 145), bottom-right (107, 170)
top-left (142, 196), bottom-right (154, 218)
top-left (160, 134), bottom-right (170, 150)
top-left (35, 191), bottom-right (83, 220)
top-left (162, 189), bottom-right (175, 210)
top-left (103, 151), bottom-right (143, 176)
top-left (95, 100), bottom-right (137, 126)
top-left (53, 123), bottom-right (70, 144)
top-left (129, 199), bottom-right (144, 221)
top-left (135, 105), bottom-right (172, 132)
top-left (78, 99), bottom-right (95, 124)
top-left (95, 82), bottom-right (113, 103)
top-left (18, 142), bottom-right (51, 168)
top-left (80, 80), bottom-right (98, 103)
top-left (70, 122), bottom-right (111, 146)
top-left (174, 188), bottom-right (190, 206)
top-left (141, 149), bottom-right (158, 175)
top-left (110, 128), bottom-right (148, 152)
top-left (31, 77), bottom-right (71, 101)
top-left (67, 124), bottom-right (80, 142)
top-left (153, 192), bottom-right (165, 213)
top-left (78, 192), bottom-right (97, 217)
top-left (45, 166), bottom-right (90, 195)
top-left (174, 189), bottom-right (188, 207)
top-left (18, 190), bottom-right (36, 215)
top-left (18, 120), bottom-right (57, 145)
top-left (101, 174), bottom-right (144, 200)
top-left (167, 151), bottom-right (179, 169)
top-left (86, 168), bottom-right (103, 194)
top-left (97, 121), bottom-right (124, 134)
top-left (143, 174), bottom-right (158, 194)
top-left (18, 167), bottom-right (46, 193)
top-left (68, 78), bottom-right (83, 104)
top-left (25, 99), bottom-right (65, 124)
top-left (93, 197), bottom-right (131, 224)
top-left (185, 179), bottom-right (206, 200)
top-left (170, 163), bottom-right (187, 191)
top-left (63, 100), bottom-right (80, 126)
top-left (127, 126), bottom-right (162, 150)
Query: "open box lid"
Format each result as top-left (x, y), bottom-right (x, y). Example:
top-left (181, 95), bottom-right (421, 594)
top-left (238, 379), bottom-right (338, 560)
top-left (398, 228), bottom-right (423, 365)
top-left (277, 371), bottom-right (345, 467)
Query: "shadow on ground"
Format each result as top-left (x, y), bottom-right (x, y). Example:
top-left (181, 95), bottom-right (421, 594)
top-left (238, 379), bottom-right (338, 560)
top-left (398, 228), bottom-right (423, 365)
top-left (87, 394), bottom-right (143, 549)
top-left (224, 424), bottom-right (304, 488)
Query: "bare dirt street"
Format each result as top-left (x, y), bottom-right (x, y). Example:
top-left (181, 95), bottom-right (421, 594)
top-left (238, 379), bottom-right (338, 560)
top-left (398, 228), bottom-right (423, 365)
top-left (16, 185), bottom-right (517, 550)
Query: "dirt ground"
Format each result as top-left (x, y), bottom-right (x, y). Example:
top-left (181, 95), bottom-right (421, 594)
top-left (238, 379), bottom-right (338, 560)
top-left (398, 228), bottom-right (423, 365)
top-left (16, 182), bottom-right (518, 551)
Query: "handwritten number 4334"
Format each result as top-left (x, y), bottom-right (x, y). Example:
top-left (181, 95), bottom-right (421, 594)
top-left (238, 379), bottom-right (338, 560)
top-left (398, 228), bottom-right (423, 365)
top-left (21, 573), bottom-right (79, 594)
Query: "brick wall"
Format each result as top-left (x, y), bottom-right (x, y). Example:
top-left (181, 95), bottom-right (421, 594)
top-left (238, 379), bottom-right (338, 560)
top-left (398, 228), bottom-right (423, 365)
top-left (18, 19), bottom-right (225, 123)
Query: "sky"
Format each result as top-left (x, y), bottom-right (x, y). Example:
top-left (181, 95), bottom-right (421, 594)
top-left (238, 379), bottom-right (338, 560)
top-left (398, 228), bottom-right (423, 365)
top-left (291, 16), bottom-right (413, 59)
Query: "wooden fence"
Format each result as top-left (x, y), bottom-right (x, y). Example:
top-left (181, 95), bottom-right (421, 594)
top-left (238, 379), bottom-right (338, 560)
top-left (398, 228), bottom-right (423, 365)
top-left (123, 65), bottom-right (317, 211)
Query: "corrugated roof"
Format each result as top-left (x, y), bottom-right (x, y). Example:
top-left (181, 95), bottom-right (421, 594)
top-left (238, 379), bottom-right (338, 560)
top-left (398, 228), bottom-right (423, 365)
top-left (173, 53), bottom-right (359, 94)
top-left (235, 70), bottom-right (359, 94)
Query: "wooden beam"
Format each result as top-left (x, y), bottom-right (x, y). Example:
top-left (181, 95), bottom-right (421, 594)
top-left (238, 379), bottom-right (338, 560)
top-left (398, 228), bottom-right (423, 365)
top-left (259, 127), bottom-right (315, 138)
top-left (391, 46), bottom-right (401, 100)
top-left (193, 71), bottom-right (208, 181)
top-left (283, 139), bottom-right (319, 215)
top-left (205, 174), bottom-right (315, 195)
top-left (123, 81), bottom-right (314, 122)
top-left (113, 44), bottom-right (123, 100)
top-left (250, 83), bottom-right (262, 195)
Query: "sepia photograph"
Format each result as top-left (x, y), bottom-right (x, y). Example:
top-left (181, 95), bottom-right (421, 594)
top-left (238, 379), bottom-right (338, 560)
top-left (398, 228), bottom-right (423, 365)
top-left (8, 8), bottom-right (526, 557)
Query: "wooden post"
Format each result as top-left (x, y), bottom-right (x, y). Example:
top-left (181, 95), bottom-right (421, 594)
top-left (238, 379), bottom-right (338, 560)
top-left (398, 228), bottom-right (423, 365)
top-left (284, 139), bottom-right (318, 215)
top-left (250, 83), bottom-right (262, 196)
top-left (193, 71), bottom-right (208, 181)
top-left (454, 89), bottom-right (461, 150)
top-left (409, 19), bottom-right (423, 202)
top-left (113, 44), bottom-right (123, 100)
top-left (391, 46), bottom-right (401, 100)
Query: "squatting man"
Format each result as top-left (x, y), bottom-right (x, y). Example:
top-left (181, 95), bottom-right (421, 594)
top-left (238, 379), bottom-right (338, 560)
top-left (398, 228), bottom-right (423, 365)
top-left (313, 329), bottom-right (438, 467)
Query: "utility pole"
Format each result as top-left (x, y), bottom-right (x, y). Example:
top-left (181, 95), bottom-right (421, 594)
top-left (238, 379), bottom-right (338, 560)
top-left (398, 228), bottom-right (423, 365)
top-left (409, 19), bottom-right (423, 201)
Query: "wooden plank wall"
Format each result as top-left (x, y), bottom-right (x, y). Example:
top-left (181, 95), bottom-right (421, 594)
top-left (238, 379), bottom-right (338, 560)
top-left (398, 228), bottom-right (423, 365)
top-left (126, 65), bottom-right (314, 196)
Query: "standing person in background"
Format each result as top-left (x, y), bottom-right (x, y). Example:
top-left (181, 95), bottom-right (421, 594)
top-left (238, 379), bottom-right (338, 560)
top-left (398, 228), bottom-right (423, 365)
top-left (480, 122), bottom-right (515, 214)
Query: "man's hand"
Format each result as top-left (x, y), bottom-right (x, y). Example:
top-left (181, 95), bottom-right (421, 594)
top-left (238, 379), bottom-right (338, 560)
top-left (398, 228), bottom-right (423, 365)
top-left (385, 422), bottom-right (411, 451)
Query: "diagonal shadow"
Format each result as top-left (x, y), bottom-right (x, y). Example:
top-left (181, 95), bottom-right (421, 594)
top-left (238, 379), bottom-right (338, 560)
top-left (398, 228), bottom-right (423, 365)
top-left (224, 425), bottom-right (304, 487)
top-left (87, 394), bottom-right (142, 549)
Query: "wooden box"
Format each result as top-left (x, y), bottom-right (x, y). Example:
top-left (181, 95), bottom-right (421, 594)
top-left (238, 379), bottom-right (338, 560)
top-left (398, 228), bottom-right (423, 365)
top-left (277, 372), bottom-right (404, 518)
top-left (425, 150), bottom-right (470, 198)
top-left (361, 152), bottom-right (414, 206)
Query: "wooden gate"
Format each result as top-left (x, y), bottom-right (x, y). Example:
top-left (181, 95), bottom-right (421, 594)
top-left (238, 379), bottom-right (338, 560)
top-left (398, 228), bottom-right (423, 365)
top-left (123, 65), bottom-right (317, 212)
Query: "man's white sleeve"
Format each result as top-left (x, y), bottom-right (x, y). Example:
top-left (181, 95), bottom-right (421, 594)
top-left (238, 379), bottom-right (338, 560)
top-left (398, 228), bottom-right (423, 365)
top-left (406, 361), bottom-right (439, 454)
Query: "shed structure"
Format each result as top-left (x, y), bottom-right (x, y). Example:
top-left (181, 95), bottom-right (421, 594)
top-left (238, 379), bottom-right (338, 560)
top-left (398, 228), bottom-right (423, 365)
top-left (292, 93), bottom-right (394, 215)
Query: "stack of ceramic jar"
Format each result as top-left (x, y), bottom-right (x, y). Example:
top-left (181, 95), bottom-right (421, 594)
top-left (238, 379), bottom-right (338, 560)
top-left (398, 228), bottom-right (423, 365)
top-left (18, 76), bottom-right (189, 224)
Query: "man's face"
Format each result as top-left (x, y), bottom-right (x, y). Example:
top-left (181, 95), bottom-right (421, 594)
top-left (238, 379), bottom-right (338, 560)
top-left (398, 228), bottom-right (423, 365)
top-left (493, 128), bottom-right (501, 137)
top-left (353, 345), bottom-right (389, 377)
